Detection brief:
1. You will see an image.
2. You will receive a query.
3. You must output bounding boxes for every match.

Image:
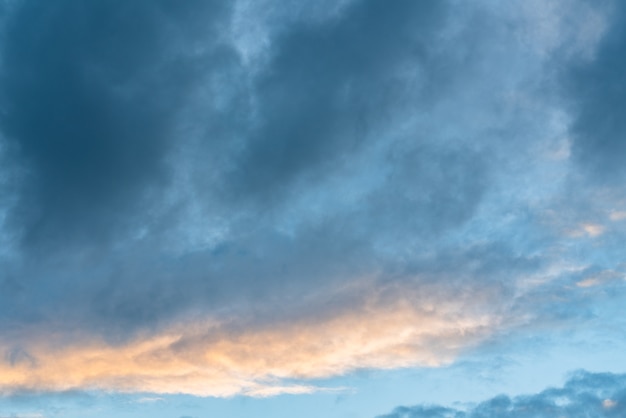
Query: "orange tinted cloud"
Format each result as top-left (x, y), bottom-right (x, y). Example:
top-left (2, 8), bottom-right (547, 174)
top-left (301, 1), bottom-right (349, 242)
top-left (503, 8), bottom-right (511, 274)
top-left (0, 286), bottom-right (498, 397)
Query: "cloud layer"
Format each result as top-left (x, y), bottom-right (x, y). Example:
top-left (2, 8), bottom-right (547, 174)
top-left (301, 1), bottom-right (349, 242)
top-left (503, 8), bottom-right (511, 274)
top-left (0, 0), bottom-right (624, 401)
top-left (0, 283), bottom-right (496, 397)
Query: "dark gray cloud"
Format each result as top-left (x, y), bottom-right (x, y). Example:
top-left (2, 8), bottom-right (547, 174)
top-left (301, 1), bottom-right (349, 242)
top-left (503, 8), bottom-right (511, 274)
top-left (0, 0), bottom-right (235, 252)
top-left (0, 0), bottom-right (499, 338)
top-left (564, 1), bottom-right (626, 181)
top-left (224, 0), bottom-right (447, 202)
top-left (378, 371), bottom-right (626, 418)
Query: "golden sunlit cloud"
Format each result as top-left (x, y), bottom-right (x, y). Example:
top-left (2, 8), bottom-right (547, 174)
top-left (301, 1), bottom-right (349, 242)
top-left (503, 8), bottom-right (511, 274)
top-left (0, 285), bottom-right (498, 397)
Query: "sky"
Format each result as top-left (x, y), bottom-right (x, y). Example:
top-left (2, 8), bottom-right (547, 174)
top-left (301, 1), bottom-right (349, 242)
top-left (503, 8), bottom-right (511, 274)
top-left (0, 0), bottom-right (626, 417)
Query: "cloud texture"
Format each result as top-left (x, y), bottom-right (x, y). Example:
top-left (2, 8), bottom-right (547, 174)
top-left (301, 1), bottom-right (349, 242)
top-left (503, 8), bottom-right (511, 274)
top-left (0, 0), bottom-right (624, 402)
top-left (0, 287), bottom-right (495, 397)
top-left (379, 371), bottom-right (626, 418)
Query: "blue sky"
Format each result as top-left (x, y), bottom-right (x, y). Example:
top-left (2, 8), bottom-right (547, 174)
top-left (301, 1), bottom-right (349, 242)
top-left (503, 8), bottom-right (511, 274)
top-left (1, 0), bottom-right (626, 417)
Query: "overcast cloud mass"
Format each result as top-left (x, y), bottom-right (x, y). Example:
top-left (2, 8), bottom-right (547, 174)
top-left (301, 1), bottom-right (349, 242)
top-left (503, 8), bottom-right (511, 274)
top-left (0, 0), bottom-right (625, 417)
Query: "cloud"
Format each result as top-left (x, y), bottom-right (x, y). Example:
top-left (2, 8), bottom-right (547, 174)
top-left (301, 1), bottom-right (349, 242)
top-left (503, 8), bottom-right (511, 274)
top-left (562, 1), bottom-right (626, 181)
top-left (135, 397), bottom-right (164, 403)
top-left (0, 0), bottom-right (624, 403)
top-left (0, 0), bottom-right (236, 252)
top-left (0, 280), bottom-right (499, 397)
top-left (378, 370), bottom-right (626, 418)
top-left (0, 0), bottom-right (500, 339)
top-left (0, 245), bottom-right (609, 398)
top-left (221, 0), bottom-right (447, 202)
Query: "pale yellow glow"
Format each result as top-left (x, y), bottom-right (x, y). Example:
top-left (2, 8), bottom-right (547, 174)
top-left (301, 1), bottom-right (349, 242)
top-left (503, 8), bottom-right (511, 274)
top-left (581, 223), bottom-right (605, 237)
top-left (0, 287), bottom-right (497, 397)
top-left (576, 277), bottom-right (602, 288)
top-left (562, 222), bottom-right (606, 238)
top-left (576, 269), bottom-right (624, 288)
top-left (603, 399), bottom-right (617, 409)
